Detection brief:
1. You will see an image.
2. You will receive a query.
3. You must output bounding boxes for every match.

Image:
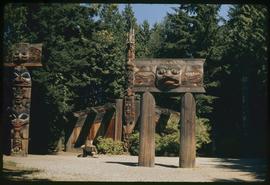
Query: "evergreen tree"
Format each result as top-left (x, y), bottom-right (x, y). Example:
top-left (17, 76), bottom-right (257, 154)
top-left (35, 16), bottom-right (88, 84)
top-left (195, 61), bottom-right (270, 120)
top-left (213, 4), bottom-right (268, 156)
top-left (136, 20), bottom-right (151, 58)
top-left (148, 22), bottom-right (166, 57)
top-left (122, 4), bottom-right (137, 32)
top-left (3, 3), bottom-right (127, 151)
top-left (153, 4), bottom-right (221, 118)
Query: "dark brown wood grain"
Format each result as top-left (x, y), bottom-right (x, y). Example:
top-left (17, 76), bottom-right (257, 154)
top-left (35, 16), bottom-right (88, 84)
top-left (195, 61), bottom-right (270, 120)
top-left (65, 114), bottom-right (87, 152)
top-left (133, 86), bottom-right (205, 93)
top-left (138, 92), bottom-right (155, 167)
top-left (104, 117), bottom-right (115, 139)
top-left (179, 93), bottom-right (196, 168)
top-left (4, 63), bottom-right (43, 67)
top-left (114, 99), bottom-right (123, 141)
top-left (88, 122), bottom-right (101, 141)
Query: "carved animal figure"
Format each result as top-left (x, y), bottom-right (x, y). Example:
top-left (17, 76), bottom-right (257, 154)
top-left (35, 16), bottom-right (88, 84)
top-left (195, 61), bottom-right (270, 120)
top-left (155, 64), bottom-right (182, 90)
top-left (10, 112), bottom-right (29, 153)
top-left (12, 66), bottom-right (32, 86)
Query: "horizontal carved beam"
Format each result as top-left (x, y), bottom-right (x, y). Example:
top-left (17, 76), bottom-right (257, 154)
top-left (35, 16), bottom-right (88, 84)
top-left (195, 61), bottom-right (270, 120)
top-left (133, 58), bottom-right (205, 93)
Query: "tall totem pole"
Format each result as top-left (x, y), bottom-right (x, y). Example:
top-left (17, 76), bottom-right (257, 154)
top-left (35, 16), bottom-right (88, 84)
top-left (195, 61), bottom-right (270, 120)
top-left (123, 28), bottom-right (136, 151)
top-left (4, 43), bottom-right (42, 156)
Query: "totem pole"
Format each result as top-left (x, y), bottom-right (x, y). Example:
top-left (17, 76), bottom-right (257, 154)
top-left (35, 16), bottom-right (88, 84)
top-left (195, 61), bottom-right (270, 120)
top-left (123, 28), bottom-right (136, 151)
top-left (4, 43), bottom-right (42, 156)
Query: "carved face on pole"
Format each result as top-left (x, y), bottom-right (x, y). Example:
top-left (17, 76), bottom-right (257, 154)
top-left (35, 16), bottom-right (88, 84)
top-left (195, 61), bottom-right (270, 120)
top-left (155, 65), bottom-right (182, 90)
top-left (10, 112), bottom-right (29, 153)
top-left (10, 66), bottom-right (32, 155)
top-left (12, 66), bottom-right (32, 86)
top-left (12, 43), bottom-right (30, 63)
top-left (10, 112), bottom-right (29, 131)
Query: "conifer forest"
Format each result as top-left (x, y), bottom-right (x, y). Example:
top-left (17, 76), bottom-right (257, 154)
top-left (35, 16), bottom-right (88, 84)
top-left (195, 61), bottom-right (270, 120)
top-left (2, 3), bottom-right (268, 158)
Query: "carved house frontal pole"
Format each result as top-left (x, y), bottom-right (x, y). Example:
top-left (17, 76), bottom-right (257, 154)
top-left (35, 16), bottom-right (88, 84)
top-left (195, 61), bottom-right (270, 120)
top-left (4, 43), bottom-right (42, 156)
top-left (133, 59), bottom-right (205, 168)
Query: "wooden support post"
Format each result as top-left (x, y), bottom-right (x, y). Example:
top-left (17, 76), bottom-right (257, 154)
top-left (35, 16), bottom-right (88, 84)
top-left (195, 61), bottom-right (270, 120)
top-left (179, 92), bottom-right (196, 168)
top-left (114, 99), bottom-right (123, 141)
top-left (138, 92), bottom-right (155, 167)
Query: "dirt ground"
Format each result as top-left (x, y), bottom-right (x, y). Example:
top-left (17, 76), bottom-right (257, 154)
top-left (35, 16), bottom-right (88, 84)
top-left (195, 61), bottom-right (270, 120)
top-left (1, 152), bottom-right (267, 182)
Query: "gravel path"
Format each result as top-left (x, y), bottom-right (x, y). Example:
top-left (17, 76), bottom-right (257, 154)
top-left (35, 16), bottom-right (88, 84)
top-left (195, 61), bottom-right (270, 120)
top-left (2, 152), bottom-right (267, 182)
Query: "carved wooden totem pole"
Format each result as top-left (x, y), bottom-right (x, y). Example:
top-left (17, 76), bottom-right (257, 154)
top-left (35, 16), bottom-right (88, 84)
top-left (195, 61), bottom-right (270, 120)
top-left (4, 43), bottom-right (42, 156)
top-left (133, 59), bottom-right (205, 167)
top-left (123, 28), bottom-right (136, 151)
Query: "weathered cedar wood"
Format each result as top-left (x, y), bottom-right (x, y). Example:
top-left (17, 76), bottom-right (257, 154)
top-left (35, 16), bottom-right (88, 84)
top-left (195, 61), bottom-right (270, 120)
top-left (114, 99), bottom-right (123, 141)
top-left (179, 92), bottom-right (196, 168)
top-left (65, 114), bottom-right (87, 152)
top-left (138, 92), bottom-right (155, 167)
top-left (104, 116), bottom-right (116, 139)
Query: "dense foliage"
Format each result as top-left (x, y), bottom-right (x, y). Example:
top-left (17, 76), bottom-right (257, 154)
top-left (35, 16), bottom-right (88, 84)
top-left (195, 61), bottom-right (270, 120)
top-left (96, 137), bottom-right (124, 155)
top-left (3, 3), bottom-right (268, 157)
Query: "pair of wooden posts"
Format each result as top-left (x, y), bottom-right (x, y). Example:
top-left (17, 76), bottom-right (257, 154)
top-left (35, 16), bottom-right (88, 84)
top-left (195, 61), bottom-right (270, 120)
top-left (138, 92), bottom-right (196, 168)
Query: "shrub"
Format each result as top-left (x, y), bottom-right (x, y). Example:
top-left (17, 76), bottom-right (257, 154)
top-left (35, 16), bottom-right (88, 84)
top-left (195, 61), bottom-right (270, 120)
top-left (128, 114), bottom-right (211, 156)
top-left (96, 136), bottom-right (124, 155)
top-left (195, 117), bottom-right (211, 149)
top-left (129, 131), bottom-right (162, 156)
top-left (156, 132), bottom-right (179, 156)
top-left (129, 131), bottom-right (140, 155)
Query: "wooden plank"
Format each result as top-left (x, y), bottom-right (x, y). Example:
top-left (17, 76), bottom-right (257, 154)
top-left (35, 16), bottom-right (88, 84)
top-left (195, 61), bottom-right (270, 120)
top-left (179, 92), bottom-right (196, 168)
top-left (133, 86), bottom-right (205, 93)
top-left (99, 108), bottom-right (115, 137)
top-left (88, 122), bottom-right (101, 141)
top-left (105, 115), bottom-right (115, 139)
top-left (4, 63), bottom-right (43, 67)
top-left (138, 92), bottom-right (155, 167)
top-left (65, 114), bottom-right (87, 151)
top-left (114, 99), bottom-right (123, 141)
top-left (74, 112), bottom-right (97, 148)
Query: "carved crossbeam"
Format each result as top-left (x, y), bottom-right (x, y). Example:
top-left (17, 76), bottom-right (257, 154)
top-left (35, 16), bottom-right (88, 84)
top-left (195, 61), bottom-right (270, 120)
top-left (4, 43), bottom-right (42, 67)
top-left (133, 58), bottom-right (205, 93)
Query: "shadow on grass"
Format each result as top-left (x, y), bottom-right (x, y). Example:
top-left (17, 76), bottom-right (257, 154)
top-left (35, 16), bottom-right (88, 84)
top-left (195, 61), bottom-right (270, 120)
top-left (1, 168), bottom-right (50, 181)
top-left (212, 158), bottom-right (267, 182)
